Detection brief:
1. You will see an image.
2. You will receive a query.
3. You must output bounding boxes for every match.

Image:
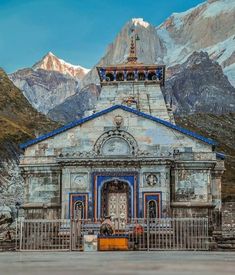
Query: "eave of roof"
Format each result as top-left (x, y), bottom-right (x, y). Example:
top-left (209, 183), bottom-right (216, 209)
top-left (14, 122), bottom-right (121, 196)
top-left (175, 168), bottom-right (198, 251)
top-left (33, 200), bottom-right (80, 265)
top-left (20, 105), bottom-right (217, 149)
top-left (216, 152), bottom-right (226, 160)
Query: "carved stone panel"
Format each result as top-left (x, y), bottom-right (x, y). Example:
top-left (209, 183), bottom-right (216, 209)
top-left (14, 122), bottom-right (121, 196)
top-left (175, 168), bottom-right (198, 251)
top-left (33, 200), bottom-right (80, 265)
top-left (144, 173), bottom-right (161, 187)
top-left (71, 173), bottom-right (88, 190)
top-left (94, 129), bottom-right (138, 156)
top-left (175, 170), bottom-right (209, 201)
top-left (102, 137), bottom-right (130, 156)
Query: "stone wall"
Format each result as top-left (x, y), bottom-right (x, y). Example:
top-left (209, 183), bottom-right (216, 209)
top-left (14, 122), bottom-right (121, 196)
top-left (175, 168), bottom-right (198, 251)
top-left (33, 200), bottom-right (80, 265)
top-left (222, 202), bottom-right (235, 237)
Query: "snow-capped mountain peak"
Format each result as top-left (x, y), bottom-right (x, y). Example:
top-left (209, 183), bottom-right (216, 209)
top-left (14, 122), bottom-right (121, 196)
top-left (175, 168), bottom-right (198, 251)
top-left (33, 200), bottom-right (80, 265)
top-left (131, 18), bottom-right (150, 28)
top-left (33, 52), bottom-right (90, 79)
top-left (156, 0), bottom-right (235, 86)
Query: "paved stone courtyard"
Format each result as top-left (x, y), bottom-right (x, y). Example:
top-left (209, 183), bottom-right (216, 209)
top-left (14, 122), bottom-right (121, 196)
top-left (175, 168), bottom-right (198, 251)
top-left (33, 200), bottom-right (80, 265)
top-left (0, 251), bottom-right (234, 275)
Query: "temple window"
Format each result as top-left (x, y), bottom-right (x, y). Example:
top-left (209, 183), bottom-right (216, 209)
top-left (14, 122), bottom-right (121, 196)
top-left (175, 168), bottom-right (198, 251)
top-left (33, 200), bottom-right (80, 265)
top-left (127, 72), bottom-right (135, 81)
top-left (116, 72), bottom-right (124, 81)
top-left (148, 71), bottom-right (157, 81)
top-left (105, 72), bottom-right (114, 82)
top-left (138, 72), bottom-right (145, 81)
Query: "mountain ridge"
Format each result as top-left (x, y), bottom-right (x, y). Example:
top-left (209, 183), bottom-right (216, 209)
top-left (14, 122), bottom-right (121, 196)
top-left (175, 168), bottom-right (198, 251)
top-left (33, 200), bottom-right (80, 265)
top-left (32, 52), bottom-right (90, 79)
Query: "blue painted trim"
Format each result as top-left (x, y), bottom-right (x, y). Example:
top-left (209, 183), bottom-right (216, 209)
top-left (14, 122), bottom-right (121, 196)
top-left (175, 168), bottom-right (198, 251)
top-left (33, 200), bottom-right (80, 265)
top-left (142, 192), bottom-right (162, 218)
top-left (20, 105), bottom-right (217, 149)
top-left (92, 172), bottom-right (139, 220)
top-left (68, 192), bottom-right (89, 219)
top-left (216, 152), bottom-right (226, 160)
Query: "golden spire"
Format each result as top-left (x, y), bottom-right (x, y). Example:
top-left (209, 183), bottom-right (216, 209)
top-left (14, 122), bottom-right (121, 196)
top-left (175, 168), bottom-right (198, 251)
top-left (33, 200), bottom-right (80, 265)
top-left (127, 28), bottom-right (140, 64)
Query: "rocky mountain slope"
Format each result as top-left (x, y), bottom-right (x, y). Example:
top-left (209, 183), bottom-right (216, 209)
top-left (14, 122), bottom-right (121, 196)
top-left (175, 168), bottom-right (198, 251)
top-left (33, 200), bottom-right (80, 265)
top-left (48, 84), bottom-right (100, 123)
top-left (48, 50), bottom-right (235, 122)
top-left (157, 0), bottom-right (235, 86)
top-left (0, 68), bottom-right (58, 236)
top-left (9, 53), bottom-right (89, 114)
top-left (81, 18), bottom-right (163, 87)
top-left (9, 67), bottom-right (79, 114)
top-left (83, 0), bottom-right (235, 88)
top-left (9, 1), bottom-right (235, 120)
top-left (176, 112), bottom-right (235, 200)
top-left (163, 51), bottom-right (235, 115)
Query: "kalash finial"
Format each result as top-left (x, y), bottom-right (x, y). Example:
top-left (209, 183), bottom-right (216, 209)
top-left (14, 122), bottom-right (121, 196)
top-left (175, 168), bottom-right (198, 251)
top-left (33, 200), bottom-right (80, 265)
top-left (127, 27), bottom-right (140, 64)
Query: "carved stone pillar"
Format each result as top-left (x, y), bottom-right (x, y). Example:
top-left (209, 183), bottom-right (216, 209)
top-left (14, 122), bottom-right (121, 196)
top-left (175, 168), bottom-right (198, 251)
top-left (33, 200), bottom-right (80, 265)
top-left (211, 161), bottom-right (225, 231)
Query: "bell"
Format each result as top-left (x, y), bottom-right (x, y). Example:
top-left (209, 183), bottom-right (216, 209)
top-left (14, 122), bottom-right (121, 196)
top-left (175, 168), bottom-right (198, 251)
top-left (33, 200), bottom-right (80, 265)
top-left (135, 34), bottom-right (140, 41)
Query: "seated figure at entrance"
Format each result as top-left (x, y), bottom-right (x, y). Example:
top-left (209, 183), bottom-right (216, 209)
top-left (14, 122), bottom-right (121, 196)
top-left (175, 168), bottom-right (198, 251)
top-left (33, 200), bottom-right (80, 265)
top-left (100, 216), bottom-right (114, 236)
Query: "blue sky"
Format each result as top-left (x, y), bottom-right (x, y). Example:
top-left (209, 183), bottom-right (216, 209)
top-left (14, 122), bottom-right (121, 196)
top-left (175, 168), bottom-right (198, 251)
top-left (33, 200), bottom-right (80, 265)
top-left (0, 0), bottom-right (205, 73)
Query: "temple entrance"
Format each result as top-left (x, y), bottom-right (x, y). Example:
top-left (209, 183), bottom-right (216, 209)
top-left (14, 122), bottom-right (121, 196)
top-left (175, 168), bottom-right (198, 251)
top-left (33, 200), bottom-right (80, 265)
top-left (101, 179), bottom-right (130, 230)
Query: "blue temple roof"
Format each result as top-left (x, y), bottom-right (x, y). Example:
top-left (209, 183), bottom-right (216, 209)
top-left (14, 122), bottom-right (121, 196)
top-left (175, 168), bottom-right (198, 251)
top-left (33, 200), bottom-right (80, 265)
top-left (20, 104), bottom-right (217, 149)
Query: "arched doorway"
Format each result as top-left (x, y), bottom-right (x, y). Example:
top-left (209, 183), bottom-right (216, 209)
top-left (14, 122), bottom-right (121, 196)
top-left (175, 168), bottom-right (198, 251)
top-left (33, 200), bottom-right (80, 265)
top-left (101, 179), bottom-right (131, 229)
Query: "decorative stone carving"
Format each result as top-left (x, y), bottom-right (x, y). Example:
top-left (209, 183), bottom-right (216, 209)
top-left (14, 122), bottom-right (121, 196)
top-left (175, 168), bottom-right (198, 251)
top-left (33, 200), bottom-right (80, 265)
top-left (102, 137), bottom-right (130, 155)
top-left (144, 173), bottom-right (160, 187)
top-left (94, 129), bottom-right (138, 156)
top-left (71, 174), bottom-right (88, 190)
top-left (175, 170), bottom-right (208, 201)
top-left (113, 115), bottom-right (123, 128)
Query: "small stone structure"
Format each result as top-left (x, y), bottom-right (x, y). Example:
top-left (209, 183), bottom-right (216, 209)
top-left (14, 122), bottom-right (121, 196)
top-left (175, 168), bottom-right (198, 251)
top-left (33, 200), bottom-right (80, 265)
top-left (19, 27), bottom-right (224, 232)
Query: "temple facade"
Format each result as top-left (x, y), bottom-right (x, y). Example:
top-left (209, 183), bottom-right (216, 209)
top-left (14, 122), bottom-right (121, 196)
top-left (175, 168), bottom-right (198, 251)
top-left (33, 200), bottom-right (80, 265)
top-left (19, 30), bottom-right (224, 229)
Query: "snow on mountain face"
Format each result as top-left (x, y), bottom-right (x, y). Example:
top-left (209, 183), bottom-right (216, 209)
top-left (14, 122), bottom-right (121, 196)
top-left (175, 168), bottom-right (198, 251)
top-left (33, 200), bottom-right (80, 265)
top-left (33, 52), bottom-right (90, 79)
top-left (162, 51), bottom-right (235, 115)
top-left (9, 68), bottom-right (79, 114)
top-left (9, 1), bottom-right (235, 118)
top-left (156, 0), bottom-right (235, 86)
top-left (9, 52), bottom-right (90, 114)
top-left (202, 0), bottom-right (235, 18)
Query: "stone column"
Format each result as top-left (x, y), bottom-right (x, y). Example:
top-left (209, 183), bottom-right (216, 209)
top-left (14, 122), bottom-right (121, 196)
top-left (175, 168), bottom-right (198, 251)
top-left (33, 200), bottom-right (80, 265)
top-left (61, 167), bottom-right (71, 219)
top-left (211, 160), bottom-right (225, 231)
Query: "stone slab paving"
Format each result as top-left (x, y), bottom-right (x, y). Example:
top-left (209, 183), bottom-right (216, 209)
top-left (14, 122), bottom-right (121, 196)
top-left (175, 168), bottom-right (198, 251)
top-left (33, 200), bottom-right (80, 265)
top-left (0, 251), bottom-right (234, 275)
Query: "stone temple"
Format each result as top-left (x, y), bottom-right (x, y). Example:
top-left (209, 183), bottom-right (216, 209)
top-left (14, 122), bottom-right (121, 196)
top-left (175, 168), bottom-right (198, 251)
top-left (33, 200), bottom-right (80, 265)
top-left (19, 31), bottom-right (224, 229)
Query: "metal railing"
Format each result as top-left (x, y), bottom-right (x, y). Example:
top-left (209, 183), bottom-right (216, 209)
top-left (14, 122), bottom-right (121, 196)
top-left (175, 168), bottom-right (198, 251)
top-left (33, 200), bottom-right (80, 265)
top-left (19, 219), bottom-right (70, 251)
top-left (18, 218), bottom-right (209, 251)
top-left (128, 218), bottom-right (209, 251)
